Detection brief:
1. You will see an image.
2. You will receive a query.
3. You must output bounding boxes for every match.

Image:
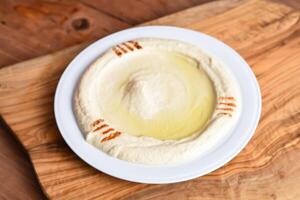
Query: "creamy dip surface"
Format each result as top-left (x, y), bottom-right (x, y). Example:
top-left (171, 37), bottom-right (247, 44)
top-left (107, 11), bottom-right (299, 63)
top-left (74, 38), bottom-right (241, 165)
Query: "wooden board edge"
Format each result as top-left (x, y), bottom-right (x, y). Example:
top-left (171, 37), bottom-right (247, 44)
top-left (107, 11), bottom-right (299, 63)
top-left (0, 0), bottom-right (248, 76)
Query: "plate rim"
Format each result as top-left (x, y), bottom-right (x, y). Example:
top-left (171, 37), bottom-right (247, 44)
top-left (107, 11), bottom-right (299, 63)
top-left (54, 25), bottom-right (262, 184)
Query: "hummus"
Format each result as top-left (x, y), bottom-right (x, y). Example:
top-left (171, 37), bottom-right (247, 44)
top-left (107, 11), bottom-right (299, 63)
top-left (74, 38), bottom-right (241, 165)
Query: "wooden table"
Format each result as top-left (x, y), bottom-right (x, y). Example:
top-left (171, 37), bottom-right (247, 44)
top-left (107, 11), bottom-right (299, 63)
top-left (0, 0), bottom-right (299, 199)
top-left (0, 1), bottom-right (212, 199)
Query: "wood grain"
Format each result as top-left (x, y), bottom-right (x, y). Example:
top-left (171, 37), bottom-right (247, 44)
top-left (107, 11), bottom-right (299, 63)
top-left (145, 0), bottom-right (246, 27)
top-left (0, 121), bottom-right (45, 200)
top-left (81, 0), bottom-right (212, 25)
top-left (0, 1), bottom-right (222, 199)
top-left (0, 0), bottom-right (129, 67)
top-left (0, 0), bottom-right (212, 68)
top-left (0, 0), bottom-right (300, 199)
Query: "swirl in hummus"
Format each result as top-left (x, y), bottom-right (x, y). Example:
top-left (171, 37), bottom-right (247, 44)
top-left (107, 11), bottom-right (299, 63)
top-left (74, 38), bottom-right (241, 165)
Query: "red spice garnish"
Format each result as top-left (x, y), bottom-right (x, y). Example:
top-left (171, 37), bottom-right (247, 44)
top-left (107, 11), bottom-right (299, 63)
top-left (216, 107), bottom-right (234, 112)
top-left (217, 112), bottom-right (232, 117)
top-left (122, 42), bottom-right (134, 51)
top-left (117, 45), bottom-right (127, 53)
top-left (218, 102), bottom-right (236, 107)
top-left (113, 47), bottom-right (122, 56)
top-left (128, 40), bottom-right (142, 49)
top-left (91, 119), bottom-right (104, 127)
top-left (218, 97), bottom-right (235, 101)
top-left (93, 124), bottom-right (108, 132)
top-left (102, 128), bottom-right (114, 134)
top-left (101, 131), bottom-right (122, 142)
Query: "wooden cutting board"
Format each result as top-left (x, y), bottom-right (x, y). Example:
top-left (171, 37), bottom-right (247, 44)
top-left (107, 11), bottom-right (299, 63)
top-left (1, 0), bottom-right (300, 199)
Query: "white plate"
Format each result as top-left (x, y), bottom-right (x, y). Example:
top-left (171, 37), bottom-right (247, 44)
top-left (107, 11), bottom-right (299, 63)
top-left (54, 26), bottom-right (261, 184)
